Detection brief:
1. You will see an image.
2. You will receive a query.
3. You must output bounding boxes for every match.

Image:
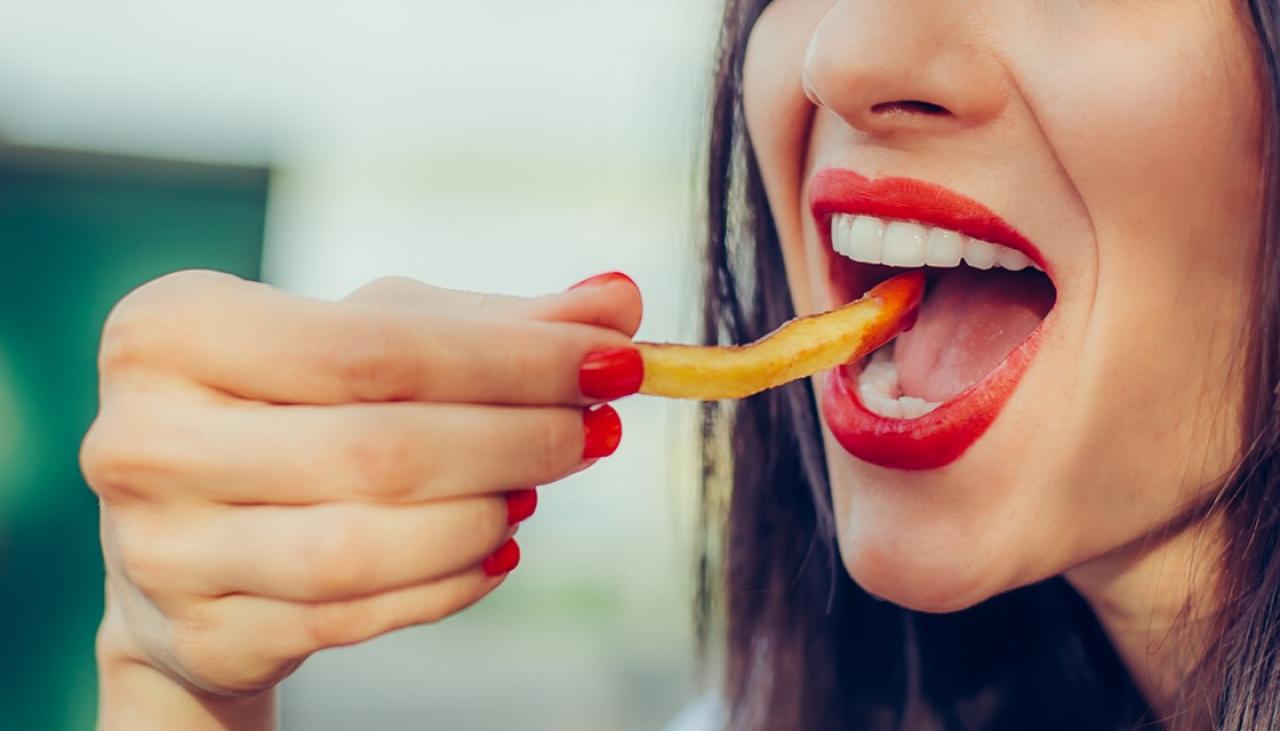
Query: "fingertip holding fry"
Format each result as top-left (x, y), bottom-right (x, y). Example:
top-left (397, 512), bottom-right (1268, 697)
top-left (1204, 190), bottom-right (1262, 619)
top-left (636, 271), bottom-right (924, 401)
top-left (579, 347), bottom-right (644, 400)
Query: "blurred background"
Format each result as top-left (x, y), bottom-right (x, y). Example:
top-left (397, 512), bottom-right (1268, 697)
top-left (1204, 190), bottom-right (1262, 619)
top-left (0, 2), bottom-right (719, 728)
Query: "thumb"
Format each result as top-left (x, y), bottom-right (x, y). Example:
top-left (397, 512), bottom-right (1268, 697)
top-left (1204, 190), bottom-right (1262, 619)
top-left (342, 272), bottom-right (643, 337)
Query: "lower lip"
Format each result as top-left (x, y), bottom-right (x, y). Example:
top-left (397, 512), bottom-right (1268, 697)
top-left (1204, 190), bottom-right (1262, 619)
top-left (820, 328), bottom-right (1043, 471)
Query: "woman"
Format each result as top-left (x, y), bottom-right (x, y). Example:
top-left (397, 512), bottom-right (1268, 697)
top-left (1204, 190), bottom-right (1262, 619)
top-left (81, 2), bottom-right (1280, 730)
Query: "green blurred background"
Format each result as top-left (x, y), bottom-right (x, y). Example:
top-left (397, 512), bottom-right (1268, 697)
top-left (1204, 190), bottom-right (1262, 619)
top-left (0, 146), bottom-right (269, 730)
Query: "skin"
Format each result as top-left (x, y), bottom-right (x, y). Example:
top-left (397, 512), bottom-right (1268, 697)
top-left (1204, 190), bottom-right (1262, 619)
top-left (84, 271), bottom-right (642, 728)
top-left (84, 2), bottom-right (1265, 726)
top-left (743, 0), bottom-right (1263, 717)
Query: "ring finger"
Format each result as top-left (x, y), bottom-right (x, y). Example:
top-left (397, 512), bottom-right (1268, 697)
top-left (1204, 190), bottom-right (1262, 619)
top-left (176, 498), bottom-right (516, 601)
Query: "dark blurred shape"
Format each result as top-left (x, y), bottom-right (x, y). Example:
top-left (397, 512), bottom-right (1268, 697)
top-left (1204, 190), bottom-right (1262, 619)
top-left (0, 146), bottom-right (267, 730)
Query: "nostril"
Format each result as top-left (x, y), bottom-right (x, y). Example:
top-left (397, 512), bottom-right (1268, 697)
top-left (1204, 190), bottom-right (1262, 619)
top-left (871, 100), bottom-right (950, 116)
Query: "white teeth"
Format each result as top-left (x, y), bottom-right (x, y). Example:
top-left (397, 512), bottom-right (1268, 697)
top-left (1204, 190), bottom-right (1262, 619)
top-left (847, 216), bottom-right (885, 264)
top-left (962, 237), bottom-right (1000, 270)
top-left (924, 228), bottom-right (964, 267)
top-left (899, 397), bottom-right (938, 420)
top-left (870, 395), bottom-right (904, 419)
top-left (881, 222), bottom-right (928, 267)
top-left (829, 214), bottom-right (1042, 421)
top-left (997, 248), bottom-right (1031, 271)
top-left (831, 213), bottom-right (1042, 273)
top-left (831, 216), bottom-right (853, 258)
top-left (854, 346), bottom-right (943, 420)
top-left (858, 383), bottom-right (880, 406)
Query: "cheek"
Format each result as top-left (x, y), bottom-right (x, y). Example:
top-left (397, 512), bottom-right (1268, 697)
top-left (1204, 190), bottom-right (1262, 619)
top-left (1033, 16), bottom-right (1260, 501)
top-left (813, 6), bottom-right (1263, 607)
top-left (742, 0), bottom-right (829, 316)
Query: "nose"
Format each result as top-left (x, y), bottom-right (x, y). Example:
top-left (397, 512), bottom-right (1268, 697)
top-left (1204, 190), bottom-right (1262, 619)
top-left (801, 2), bottom-right (1008, 137)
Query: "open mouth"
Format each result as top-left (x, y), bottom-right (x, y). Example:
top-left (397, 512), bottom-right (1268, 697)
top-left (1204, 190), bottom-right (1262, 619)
top-left (811, 169), bottom-right (1057, 470)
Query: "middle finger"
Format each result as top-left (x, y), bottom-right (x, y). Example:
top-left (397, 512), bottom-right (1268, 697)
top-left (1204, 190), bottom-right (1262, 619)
top-left (153, 399), bottom-right (611, 505)
top-left (185, 498), bottom-right (514, 602)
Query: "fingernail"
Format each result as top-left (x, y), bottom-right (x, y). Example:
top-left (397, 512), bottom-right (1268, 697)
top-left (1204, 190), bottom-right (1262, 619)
top-left (582, 405), bottom-right (622, 459)
top-left (579, 347), bottom-right (644, 400)
top-left (567, 271), bottom-right (635, 292)
top-left (483, 538), bottom-right (521, 577)
top-left (506, 488), bottom-right (538, 525)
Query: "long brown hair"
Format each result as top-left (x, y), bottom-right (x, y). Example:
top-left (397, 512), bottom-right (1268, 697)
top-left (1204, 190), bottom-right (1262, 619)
top-left (697, 2), bottom-right (1280, 729)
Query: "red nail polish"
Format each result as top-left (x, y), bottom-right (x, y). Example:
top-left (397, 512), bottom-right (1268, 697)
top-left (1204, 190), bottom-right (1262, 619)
top-left (582, 405), bottom-right (622, 459)
top-left (483, 538), bottom-right (521, 577)
top-left (568, 271), bottom-right (636, 291)
top-left (506, 488), bottom-right (538, 525)
top-left (579, 347), bottom-right (644, 400)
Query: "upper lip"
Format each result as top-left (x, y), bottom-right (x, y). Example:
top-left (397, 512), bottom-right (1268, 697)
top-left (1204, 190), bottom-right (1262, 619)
top-left (808, 168), bottom-right (1049, 275)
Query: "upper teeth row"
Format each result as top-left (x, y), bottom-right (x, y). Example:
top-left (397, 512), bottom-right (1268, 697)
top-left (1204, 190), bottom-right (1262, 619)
top-left (831, 214), bottom-right (1041, 271)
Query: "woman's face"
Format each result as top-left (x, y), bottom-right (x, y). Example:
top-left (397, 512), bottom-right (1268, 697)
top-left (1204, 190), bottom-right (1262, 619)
top-left (744, 0), bottom-right (1264, 612)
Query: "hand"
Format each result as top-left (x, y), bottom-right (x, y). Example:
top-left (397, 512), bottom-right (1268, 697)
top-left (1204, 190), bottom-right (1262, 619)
top-left (80, 270), bottom-right (642, 724)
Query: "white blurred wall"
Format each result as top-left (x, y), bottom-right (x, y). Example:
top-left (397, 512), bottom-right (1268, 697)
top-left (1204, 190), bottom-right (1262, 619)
top-left (0, 2), bottom-right (719, 728)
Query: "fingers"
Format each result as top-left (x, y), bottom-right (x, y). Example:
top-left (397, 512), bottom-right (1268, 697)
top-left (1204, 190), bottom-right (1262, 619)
top-left (527, 273), bottom-right (644, 337)
top-left (204, 567), bottom-right (502, 666)
top-left (162, 568), bottom-right (503, 693)
top-left (186, 499), bottom-right (513, 601)
top-left (119, 398), bottom-right (608, 505)
top-left (100, 271), bottom-right (638, 406)
top-left (344, 271), bottom-right (644, 337)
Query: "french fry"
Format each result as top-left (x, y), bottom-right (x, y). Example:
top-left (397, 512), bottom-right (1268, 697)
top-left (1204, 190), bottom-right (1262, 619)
top-left (636, 271), bottom-right (924, 400)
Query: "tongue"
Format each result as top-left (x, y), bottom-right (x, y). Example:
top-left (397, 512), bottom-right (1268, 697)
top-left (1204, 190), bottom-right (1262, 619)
top-left (893, 267), bottom-right (1054, 403)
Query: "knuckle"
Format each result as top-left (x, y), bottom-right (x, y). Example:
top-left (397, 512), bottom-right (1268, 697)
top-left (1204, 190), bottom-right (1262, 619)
top-left (365, 275), bottom-right (419, 292)
top-left (468, 291), bottom-right (507, 317)
top-left (335, 318), bottom-right (422, 401)
top-left (171, 609), bottom-right (280, 695)
top-left (342, 420), bottom-right (417, 500)
top-left (79, 418), bottom-right (121, 497)
top-left (300, 518), bottom-right (371, 597)
top-left (360, 275), bottom-right (420, 298)
top-left (79, 415), bottom-right (148, 500)
top-left (146, 269), bottom-right (241, 301)
top-left (344, 276), bottom-right (424, 307)
top-left (482, 497), bottom-right (510, 540)
top-left (98, 298), bottom-right (160, 374)
top-left (535, 409), bottom-right (582, 478)
top-left (167, 626), bottom-right (215, 685)
top-left (110, 519), bottom-right (176, 599)
top-left (459, 496), bottom-right (509, 549)
top-left (99, 270), bottom-right (238, 372)
top-left (173, 596), bottom-right (314, 695)
top-left (302, 602), bottom-right (364, 649)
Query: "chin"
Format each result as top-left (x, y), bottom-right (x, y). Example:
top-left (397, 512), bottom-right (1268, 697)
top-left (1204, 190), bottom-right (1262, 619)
top-left (819, 409), bottom-right (1050, 615)
top-left (830, 479), bottom-right (1020, 614)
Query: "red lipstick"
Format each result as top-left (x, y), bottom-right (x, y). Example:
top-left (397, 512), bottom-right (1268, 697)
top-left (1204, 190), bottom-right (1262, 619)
top-left (810, 168), bottom-right (1050, 471)
top-left (810, 169), bottom-right (1048, 272)
top-left (822, 334), bottom-right (1040, 470)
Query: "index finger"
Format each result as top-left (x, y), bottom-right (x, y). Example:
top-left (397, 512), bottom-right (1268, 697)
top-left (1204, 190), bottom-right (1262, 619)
top-left (343, 272), bottom-right (644, 337)
top-left (103, 271), bottom-right (638, 406)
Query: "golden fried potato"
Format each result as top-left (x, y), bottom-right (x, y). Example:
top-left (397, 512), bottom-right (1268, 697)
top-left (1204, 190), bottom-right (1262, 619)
top-left (637, 271), bottom-right (924, 400)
